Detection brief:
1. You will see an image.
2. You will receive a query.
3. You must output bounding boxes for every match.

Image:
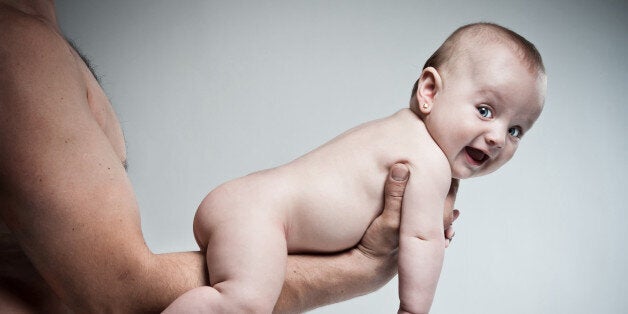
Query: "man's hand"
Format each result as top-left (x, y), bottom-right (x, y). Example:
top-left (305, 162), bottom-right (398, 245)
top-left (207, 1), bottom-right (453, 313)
top-left (358, 164), bottom-right (408, 255)
top-left (354, 163), bottom-right (410, 285)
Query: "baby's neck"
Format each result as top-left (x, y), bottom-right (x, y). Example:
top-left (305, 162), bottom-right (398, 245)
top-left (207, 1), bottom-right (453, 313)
top-left (403, 106), bottom-right (459, 180)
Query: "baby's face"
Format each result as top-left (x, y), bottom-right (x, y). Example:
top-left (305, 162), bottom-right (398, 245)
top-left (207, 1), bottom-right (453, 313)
top-left (424, 44), bottom-right (546, 179)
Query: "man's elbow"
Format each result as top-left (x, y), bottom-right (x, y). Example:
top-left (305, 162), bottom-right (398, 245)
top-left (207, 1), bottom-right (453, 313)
top-left (59, 255), bottom-right (160, 312)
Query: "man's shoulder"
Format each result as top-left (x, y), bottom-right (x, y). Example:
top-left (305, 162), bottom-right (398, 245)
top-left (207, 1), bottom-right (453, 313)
top-left (0, 6), bottom-right (71, 67)
top-left (0, 4), bottom-right (50, 36)
top-left (0, 6), bottom-right (84, 105)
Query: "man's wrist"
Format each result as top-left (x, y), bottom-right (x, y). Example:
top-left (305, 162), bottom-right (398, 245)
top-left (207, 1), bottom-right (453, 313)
top-left (274, 248), bottom-right (397, 314)
top-left (352, 246), bottom-right (399, 293)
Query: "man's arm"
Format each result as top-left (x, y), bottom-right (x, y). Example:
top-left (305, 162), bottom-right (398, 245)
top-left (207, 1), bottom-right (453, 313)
top-left (0, 13), bottom-right (181, 311)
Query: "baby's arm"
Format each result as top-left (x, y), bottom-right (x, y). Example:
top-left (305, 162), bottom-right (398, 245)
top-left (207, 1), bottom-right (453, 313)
top-left (398, 159), bottom-right (451, 314)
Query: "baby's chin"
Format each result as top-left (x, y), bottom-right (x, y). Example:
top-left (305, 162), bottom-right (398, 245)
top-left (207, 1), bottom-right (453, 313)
top-left (451, 173), bottom-right (470, 180)
top-left (450, 165), bottom-right (472, 180)
top-left (450, 166), bottom-right (491, 180)
top-left (454, 166), bottom-right (505, 180)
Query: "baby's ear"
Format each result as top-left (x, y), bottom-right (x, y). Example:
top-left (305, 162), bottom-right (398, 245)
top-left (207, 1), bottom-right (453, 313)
top-left (416, 67), bottom-right (442, 115)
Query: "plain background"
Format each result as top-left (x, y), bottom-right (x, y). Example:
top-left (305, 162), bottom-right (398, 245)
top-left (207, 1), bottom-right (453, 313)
top-left (56, 1), bottom-right (627, 313)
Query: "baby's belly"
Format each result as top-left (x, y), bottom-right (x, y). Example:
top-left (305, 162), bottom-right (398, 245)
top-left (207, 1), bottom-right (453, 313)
top-left (284, 180), bottom-right (385, 254)
top-left (286, 203), bottom-right (382, 253)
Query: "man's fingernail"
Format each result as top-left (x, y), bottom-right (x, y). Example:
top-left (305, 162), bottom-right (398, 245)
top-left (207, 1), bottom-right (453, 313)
top-left (391, 165), bottom-right (409, 181)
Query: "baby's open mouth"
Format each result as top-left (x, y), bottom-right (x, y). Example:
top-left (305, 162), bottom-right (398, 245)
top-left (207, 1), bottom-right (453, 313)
top-left (465, 146), bottom-right (489, 165)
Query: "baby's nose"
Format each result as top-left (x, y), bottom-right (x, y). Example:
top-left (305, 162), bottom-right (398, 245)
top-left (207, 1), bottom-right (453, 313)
top-left (485, 127), bottom-right (505, 149)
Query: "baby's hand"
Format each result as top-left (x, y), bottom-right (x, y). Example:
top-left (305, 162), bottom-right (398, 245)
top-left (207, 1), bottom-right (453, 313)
top-left (444, 178), bottom-right (460, 248)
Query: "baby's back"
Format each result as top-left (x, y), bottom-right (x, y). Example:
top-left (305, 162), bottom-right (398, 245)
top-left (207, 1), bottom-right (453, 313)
top-left (196, 109), bottom-right (436, 254)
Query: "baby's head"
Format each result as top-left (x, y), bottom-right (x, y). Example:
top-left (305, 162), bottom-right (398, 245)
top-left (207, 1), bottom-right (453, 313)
top-left (410, 23), bottom-right (547, 179)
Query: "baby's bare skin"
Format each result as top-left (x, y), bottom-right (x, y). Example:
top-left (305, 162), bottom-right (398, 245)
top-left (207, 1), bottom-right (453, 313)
top-left (169, 23), bottom-right (546, 312)
top-left (196, 109), bottom-right (438, 253)
top-left (166, 108), bottom-right (452, 313)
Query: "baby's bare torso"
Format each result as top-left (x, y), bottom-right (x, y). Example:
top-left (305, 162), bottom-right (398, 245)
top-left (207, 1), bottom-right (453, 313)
top-left (197, 109), bottom-right (438, 254)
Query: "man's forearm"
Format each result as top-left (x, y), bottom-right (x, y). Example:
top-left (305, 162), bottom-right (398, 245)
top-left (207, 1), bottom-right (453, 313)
top-left (146, 248), bottom-right (394, 313)
top-left (275, 249), bottom-right (398, 313)
top-left (136, 251), bottom-right (208, 312)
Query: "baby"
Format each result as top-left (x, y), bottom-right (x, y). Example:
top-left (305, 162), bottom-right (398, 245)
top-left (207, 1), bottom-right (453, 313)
top-left (166, 22), bottom-right (546, 313)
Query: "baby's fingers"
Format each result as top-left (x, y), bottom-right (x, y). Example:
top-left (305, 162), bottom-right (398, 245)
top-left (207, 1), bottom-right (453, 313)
top-left (444, 209), bottom-right (460, 248)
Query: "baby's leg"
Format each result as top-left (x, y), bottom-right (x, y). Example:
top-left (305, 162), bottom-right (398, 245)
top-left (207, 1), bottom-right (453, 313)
top-left (165, 211), bottom-right (287, 313)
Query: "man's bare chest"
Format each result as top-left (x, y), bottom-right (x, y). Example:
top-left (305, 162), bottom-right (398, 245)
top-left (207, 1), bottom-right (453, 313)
top-left (72, 51), bottom-right (128, 168)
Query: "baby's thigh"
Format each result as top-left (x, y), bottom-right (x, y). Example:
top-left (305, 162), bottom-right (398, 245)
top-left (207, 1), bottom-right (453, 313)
top-left (203, 208), bottom-right (288, 297)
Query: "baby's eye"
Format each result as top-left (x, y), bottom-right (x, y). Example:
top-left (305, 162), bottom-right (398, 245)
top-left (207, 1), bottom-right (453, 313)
top-left (477, 106), bottom-right (493, 118)
top-left (509, 127), bottom-right (523, 138)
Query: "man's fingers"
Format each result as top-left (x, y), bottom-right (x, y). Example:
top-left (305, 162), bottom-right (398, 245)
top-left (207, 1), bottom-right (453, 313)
top-left (386, 164), bottom-right (409, 198)
top-left (381, 163), bottom-right (409, 225)
top-left (452, 209), bottom-right (460, 222)
top-left (356, 163), bottom-right (410, 258)
top-left (444, 210), bottom-right (459, 248)
top-left (445, 226), bottom-right (455, 240)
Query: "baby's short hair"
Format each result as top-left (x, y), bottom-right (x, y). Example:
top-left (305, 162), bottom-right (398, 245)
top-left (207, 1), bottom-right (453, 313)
top-left (411, 22), bottom-right (545, 98)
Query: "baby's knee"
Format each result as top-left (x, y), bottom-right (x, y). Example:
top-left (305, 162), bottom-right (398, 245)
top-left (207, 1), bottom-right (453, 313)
top-left (236, 295), bottom-right (276, 313)
top-left (217, 285), bottom-right (277, 313)
top-left (169, 284), bottom-right (277, 313)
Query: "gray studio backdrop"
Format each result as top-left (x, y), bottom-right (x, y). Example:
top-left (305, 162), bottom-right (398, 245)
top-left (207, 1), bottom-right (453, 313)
top-left (56, 1), bottom-right (627, 313)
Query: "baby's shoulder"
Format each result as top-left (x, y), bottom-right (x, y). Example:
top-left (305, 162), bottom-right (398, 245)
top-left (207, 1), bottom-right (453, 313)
top-left (382, 109), bottom-right (443, 152)
top-left (348, 109), bottom-right (428, 144)
top-left (341, 109), bottom-right (448, 179)
top-left (376, 109), bottom-right (428, 136)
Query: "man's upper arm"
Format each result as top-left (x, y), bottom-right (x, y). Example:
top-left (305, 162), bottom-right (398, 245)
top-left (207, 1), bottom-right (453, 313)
top-left (0, 15), bottom-right (153, 310)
